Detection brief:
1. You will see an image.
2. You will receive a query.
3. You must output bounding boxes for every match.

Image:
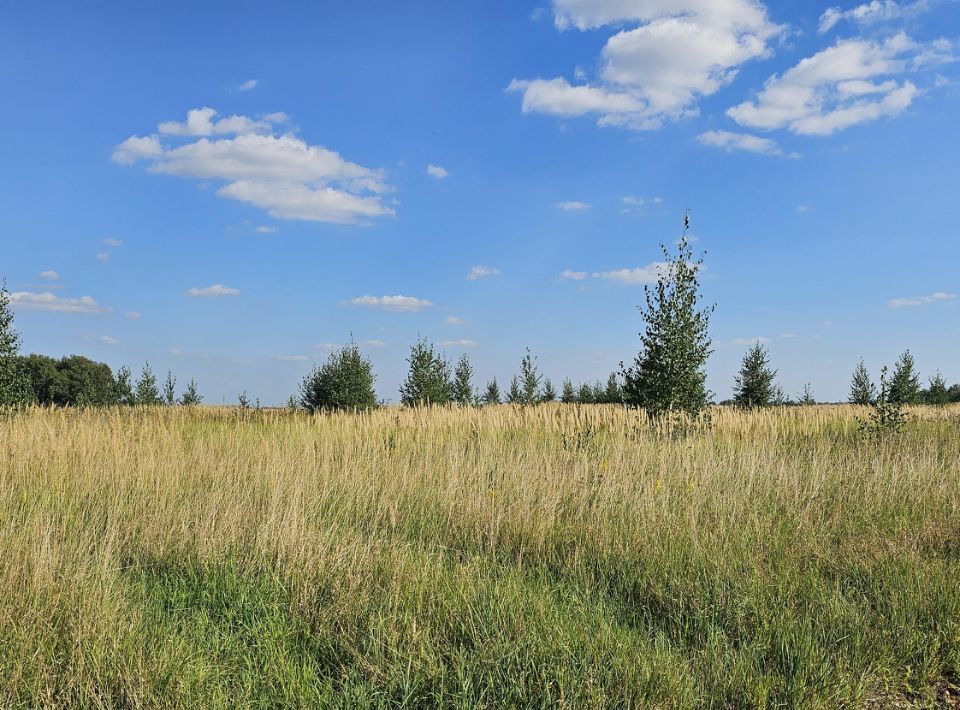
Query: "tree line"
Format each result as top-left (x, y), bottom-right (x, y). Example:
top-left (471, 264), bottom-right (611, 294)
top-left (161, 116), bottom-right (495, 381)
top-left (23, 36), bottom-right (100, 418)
top-left (3, 215), bottom-right (958, 412)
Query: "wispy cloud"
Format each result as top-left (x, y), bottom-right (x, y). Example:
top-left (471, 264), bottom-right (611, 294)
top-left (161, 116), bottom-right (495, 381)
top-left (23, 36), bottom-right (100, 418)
top-left (555, 200), bottom-right (590, 211)
top-left (466, 265), bottom-right (501, 280)
top-left (426, 164), bottom-right (449, 179)
top-left (10, 291), bottom-right (109, 314)
top-left (361, 339), bottom-right (387, 348)
top-left (103, 238), bottom-right (123, 247)
top-left (254, 225), bottom-right (277, 234)
top-left (340, 295), bottom-right (433, 312)
top-left (124, 311), bottom-right (142, 319)
top-left (697, 130), bottom-right (794, 157)
top-left (237, 79), bottom-right (258, 91)
top-left (38, 270), bottom-right (59, 280)
top-left (819, 0), bottom-right (941, 34)
top-left (888, 291), bottom-right (956, 307)
top-left (441, 339), bottom-right (477, 347)
top-left (272, 354), bottom-right (311, 362)
top-left (96, 252), bottom-right (110, 263)
top-left (730, 336), bottom-right (771, 346)
top-left (445, 315), bottom-right (467, 325)
top-left (560, 270), bottom-right (588, 281)
top-left (186, 284), bottom-right (240, 298)
top-left (99, 335), bottom-right (120, 345)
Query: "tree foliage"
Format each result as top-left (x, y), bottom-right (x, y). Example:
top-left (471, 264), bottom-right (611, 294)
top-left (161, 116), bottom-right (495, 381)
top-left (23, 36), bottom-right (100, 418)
top-left (0, 281), bottom-right (30, 406)
top-left (135, 363), bottom-right (163, 406)
top-left (451, 354), bottom-right (474, 406)
top-left (622, 217), bottom-right (713, 418)
top-left (400, 338), bottom-right (452, 407)
top-left (519, 349), bottom-right (541, 404)
top-left (733, 342), bottom-right (779, 408)
top-left (300, 340), bottom-right (377, 412)
top-left (925, 371), bottom-right (949, 406)
top-left (848, 358), bottom-right (875, 405)
top-left (889, 350), bottom-right (921, 405)
top-left (180, 379), bottom-right (203, 406)
top-left (483, 378), bottom-right (501, 405)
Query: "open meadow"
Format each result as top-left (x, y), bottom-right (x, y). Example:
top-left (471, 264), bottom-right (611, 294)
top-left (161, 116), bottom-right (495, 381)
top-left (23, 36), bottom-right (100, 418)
top-left (2, 404), bottom-right (959, 708)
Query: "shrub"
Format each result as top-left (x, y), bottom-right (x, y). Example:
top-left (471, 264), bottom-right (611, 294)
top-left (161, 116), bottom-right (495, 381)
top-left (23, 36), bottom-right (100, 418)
top-left (299, 340), bottom-right (377, 413)
top-left (400, 338), bottom-right (452, 407)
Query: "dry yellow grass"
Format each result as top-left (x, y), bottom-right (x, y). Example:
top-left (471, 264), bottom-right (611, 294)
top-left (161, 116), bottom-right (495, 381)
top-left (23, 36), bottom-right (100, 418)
top-left (1, 404), bottom-right (959, 707)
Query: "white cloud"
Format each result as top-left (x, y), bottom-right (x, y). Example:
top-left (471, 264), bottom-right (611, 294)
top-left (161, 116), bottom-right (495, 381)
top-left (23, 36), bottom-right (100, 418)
top-left (426, 164), bottom-right (450, 179)
top-left (113, 109), bottom-right (394, 224)
top-left (593, 262), bottom-right (668, 284)
top-left (99, 335), bottom-right (120, 346)
top-left (273, 354), bottom-right (311, 362)
top-left (170, 348), bottom-right (209, 359)
top-left (158, 107), bottom-right (271, 137)
top-left (555, 200), bottom-right (590, 211)
top-left (888, 291), bottom-right (955, 307)
top-left (445, 315), bottom-right (467, 325)
top-left (112, 135), bottom-right (163, 165)
top-left (819, 0), bottom-right (938, 34)
top-left (731, 336), bottom-right (771, 345)
top-left (622, 196), bottom-right (645, 206)
top-left (341, 295), bottom-right (433, 312)
top-left (441, 339), bottom-right (478, 347)
top-left (9, 291), bottom-right (109, 314)
top-left (466, 265), bottom-right (501, 280)
top-left (510, 0), bottom-right (783, 130)
top-left (697, 129), bottom-right (790, 156)
top-left (124, 311), bottom-right (142, 319)
top-left (560, 269), bottom-right (588, 280)
top-left (96, 252), bottom-right (110, 263)
top-left (796, 204), bottom-right (811, 213)
top-left (185, 284), bottom-right (240, 298)
top-left (361, 339), bottom-right (387, 348)
top-left (103, 238), bottom-right (123, 247)
top-left (238, 79), bottom-right (259, 91)
top-left (254, 225), bottom-right (277, 234)
top-left (780, 332), bottom-right (799, 338)
top-left (728, 33), bottom-right (951, 136)
top-left (38, 270), bottom-right (59, 280)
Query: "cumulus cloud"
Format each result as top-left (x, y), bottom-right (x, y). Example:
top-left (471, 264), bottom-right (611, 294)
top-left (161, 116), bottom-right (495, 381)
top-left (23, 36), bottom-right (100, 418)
top-left (466, 265), bottom-right (501, 280)
top-left (888, 291), bottom-right (955, 307)
top-left (510, 0), bottom-right (783, 130)
top-left (9, 291), bottom-right (109, 314)
top-left (441, 339), bottom-right (477, 347)
top-left (341, 295), bottom-right (433, 312)
top-left (113, 108), bottom-right (394, 224)
top-left (426, 164), bottom-right (450, 179)
top-left (555, 200), bottom-right (590, 211)
top-left (38, 270), bottom-right (59, 280)
top-left (697, 129), bottom-right (791, 155)
top-left (185, 284), bottom-right (240, 298)
top-left (728, 33), bottom-right (952, 135)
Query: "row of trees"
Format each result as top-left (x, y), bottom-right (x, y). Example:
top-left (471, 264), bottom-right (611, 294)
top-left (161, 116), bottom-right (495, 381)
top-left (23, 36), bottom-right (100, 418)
top-left (726, 341), bottom-right (959, 408)
top-left (4, 214), bottom-right (958, 413)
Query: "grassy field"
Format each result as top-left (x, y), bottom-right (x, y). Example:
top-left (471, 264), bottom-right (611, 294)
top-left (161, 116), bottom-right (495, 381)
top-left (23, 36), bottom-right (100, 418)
top-left (1, 404), bottom-right (959, 708)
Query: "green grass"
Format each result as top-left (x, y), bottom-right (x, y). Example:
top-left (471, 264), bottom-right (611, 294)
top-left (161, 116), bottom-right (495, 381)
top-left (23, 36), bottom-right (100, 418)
top-left (1, 404), bottom-right (958, 707)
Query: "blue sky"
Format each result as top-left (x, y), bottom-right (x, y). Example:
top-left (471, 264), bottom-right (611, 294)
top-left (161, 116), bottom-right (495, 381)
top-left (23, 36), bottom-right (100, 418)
top-left (2, 0), bottom-right (958, 404)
